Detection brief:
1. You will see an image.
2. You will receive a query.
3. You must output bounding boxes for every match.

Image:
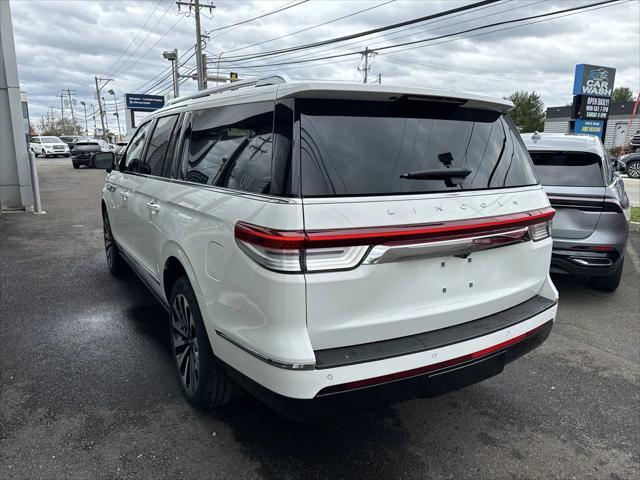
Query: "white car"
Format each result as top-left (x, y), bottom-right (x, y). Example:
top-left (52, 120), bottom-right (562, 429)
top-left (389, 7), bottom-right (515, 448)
top-left (94, 77), bottom-right (558, 420)
top-left (29, 135), bottom-right (70, 157)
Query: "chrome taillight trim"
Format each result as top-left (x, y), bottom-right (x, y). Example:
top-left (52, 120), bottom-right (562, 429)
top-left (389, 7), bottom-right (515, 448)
top-left (362, 227), bottom-right (528, 264)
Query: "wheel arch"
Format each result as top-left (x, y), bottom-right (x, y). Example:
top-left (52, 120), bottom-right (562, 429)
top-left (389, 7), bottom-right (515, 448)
top-left (162, 241), bottom-right (203, 303)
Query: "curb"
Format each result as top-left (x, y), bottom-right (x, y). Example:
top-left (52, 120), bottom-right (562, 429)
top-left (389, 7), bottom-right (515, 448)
top-left (631, 222), bottom-right (640, 233)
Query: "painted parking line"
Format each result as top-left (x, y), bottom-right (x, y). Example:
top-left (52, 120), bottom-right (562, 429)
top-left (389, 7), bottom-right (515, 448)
top-left (627, 240), bottom-right (640, 274)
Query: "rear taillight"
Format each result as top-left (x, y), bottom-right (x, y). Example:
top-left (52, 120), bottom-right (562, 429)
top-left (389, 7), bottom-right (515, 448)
top-left (235, 207), bottom-right (555, 273)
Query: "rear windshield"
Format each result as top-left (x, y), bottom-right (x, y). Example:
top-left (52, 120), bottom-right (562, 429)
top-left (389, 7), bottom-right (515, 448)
top-left (528, 151), bottom-right (604, 187)
top-left (74, 143), bottom-right (100, 151)
top-left (298, 99), bottom-right (538, 197)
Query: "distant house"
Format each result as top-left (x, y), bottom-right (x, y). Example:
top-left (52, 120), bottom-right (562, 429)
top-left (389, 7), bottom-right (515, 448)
top-left (543, 101), bottom-right (639, 149)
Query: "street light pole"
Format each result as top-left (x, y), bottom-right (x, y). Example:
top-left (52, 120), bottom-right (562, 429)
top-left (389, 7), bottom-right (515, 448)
top-left (90, 104), bottom-right (97, 138)
top-left (108, 89), bottom-right (122, 142)
top-left (80, 101), bottom-right (88, 136)
top-left (163, 49), bottom-right (179, 98)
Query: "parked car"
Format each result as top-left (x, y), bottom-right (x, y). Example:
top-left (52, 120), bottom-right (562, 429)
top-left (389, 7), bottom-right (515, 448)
top-left (524, 133), bottom-right (629, 291)
top-left (618, 152), bottom-right (640, 178)
top-left (59, 135), bottom-right (87, 151)
top-left (71, 140), bottom-right (111, 169)
top-left (29, 135), bottom-right (70, 157)
top-left (95, 78), bottom-right (558, 420)
top-left (626, 130), bottom-right (640, 153)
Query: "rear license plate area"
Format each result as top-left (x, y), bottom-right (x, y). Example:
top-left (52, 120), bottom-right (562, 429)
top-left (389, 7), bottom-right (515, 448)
top-left (421, 351), bottom-right (506, 397)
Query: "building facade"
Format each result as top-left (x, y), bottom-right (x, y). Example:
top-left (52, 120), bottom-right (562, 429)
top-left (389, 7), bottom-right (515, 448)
top-left (544, 101), bottom-right (639, 150)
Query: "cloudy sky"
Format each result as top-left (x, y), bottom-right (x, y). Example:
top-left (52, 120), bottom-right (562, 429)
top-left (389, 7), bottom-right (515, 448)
top-left (8, 0), bottom-right (640, 131)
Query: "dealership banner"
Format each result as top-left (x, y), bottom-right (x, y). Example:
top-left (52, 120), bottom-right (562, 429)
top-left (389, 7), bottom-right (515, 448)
top-left (125, 94), bottom-right (165, 111)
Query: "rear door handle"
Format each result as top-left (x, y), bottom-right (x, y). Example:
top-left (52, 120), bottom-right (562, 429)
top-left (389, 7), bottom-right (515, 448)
top-left (119, 191), bottom-right (129, 200)
top-left (146, 202), bottom-right (160, 212)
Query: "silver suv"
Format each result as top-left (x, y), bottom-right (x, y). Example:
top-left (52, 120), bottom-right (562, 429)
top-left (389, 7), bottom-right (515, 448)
top-left (524, 133), bottom-right (630, 291)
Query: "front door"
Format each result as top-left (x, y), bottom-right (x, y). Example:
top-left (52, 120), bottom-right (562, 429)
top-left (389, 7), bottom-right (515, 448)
top-left (127, 114), bottom-right (181, 286)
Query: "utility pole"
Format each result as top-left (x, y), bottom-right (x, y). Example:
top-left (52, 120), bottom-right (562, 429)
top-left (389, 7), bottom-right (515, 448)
top-left (176, 0), bottom-right (215, 91)
top-left (378, 73), bottom-right (382, 84)
top-left (358, 46), bottom-right (376, 84)
top-left (94, 76), bottom-right (112, 141)
top-left (57, 94), bottom-right (65, 134)
top-left (102, 96), bottom-right (110, 142)
top-left (63, 89), bottom-right (77, 134)
top-left (90, 104), bottom-right (97, 138)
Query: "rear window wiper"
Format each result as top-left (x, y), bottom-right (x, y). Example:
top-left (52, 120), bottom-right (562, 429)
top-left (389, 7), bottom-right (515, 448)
top-left (400, 168), bottom-right (471, 187)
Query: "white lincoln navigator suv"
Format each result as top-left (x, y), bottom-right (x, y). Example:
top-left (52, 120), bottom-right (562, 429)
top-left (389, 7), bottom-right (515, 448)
top-left (95, 77), bottom-right (558, 420)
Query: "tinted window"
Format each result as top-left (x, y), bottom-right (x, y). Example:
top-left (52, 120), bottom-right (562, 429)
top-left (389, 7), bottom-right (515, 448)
top-left (227, 133), bottom-right (273, 193)
top-left (74, 143), bottom-right (100, 152)
top-left (298, 99), bottom-right (538, 197)
top-left (529, 152), bottom-right (604, 187)
top-left (183, 102), bottom-right (273, 189)
top-left (123, 122), bottom-right (152, 172)
top-left (144, 115), bottom-right (179, 176)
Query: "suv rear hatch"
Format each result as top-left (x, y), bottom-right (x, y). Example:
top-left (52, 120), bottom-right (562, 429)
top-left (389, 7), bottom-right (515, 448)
top-left (295, 96), bottom-right (552, 350)
top-left (528, 151), bottom-right (605, 239)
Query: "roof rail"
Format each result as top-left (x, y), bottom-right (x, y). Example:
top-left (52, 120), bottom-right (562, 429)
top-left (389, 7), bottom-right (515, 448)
top-left (164, 73), bottom-right (290, 107)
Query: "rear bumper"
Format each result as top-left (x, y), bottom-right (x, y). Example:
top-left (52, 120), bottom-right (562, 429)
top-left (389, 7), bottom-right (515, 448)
top-left (216, 296), bottom-right (557, 421)
top-left (550, 248), bottom-right (622, 277)
top-left (71, 156), bottom-right (93, 165)
top-left (224, 320), bottom-right (553, 422)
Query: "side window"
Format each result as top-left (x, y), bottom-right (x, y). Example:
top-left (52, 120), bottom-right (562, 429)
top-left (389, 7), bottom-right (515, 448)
top-left (182, 102), bottom-right (273, 187)
top-left (227, 134), bottom-right (273, 193)
top-left (143, 114), bottom-right (179, 177)
top-left (123, 122), bottom-right (152, 172)
top-left (32, 137), bottom-right (40, 144)
top-left (162, 114), bottom-right (183, 179)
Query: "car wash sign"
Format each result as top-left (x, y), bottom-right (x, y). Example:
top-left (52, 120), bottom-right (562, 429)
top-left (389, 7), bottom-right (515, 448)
top-left (570, 64), bottom-right (615, 140)
top-left (573, 64), bottom-right (616, 97)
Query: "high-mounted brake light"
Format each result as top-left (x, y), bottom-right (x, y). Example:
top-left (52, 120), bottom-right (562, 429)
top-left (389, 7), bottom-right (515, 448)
top-left (235, 207), bottom-right (555, 273)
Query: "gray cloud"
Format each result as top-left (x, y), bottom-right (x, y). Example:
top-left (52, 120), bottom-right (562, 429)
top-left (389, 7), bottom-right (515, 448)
top-left (8, 0), bottom-right (640, 124)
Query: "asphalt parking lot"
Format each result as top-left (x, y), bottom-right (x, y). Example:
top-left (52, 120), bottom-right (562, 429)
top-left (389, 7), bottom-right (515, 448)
top-left (1, 159), bottom-right (639, 480)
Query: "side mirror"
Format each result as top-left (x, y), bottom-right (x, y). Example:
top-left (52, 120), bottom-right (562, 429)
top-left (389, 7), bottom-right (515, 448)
top-left (615, 160), bottom-right (626, 172)
top-left (92, 151), bottom-right (115, 171)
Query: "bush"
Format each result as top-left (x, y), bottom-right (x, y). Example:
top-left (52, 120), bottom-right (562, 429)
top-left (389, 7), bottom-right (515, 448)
top-left (609, 146), bottom-right (626, 158)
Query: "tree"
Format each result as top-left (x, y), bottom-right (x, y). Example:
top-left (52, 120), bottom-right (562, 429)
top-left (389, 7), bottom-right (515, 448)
top-left (36, 116), bottom-right (83, 137)
top-left (506, 91), bottom-right (545, 133)
top-left (612, 86), bottom-right (634, 104)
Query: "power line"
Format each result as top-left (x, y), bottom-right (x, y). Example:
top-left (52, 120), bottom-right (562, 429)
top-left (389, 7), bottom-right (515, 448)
top-left (219, 0), bottom-right (396, 55)
top-left (211, 0), bottom-right (624, 70)
top-left (207, 0), bottom-right (309, 33)
top-left (215, 0), bottom-right (500, 63)
top-left (110, 0), bottom-right (176, 77)
top-left (103, 0), bottom-right (167, 77)
top-left (218, 0), bottom-right (512, 73)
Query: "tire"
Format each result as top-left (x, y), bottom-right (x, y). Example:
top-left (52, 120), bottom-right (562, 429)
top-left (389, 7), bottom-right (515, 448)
top-left (626, 160), bottom-right (640, 178)
top-left (72, 162), bottom-right (79, 169)
top-left (589, 258), bottom-right (624, 292)
top-left (169, 276), bottom-right (238, 409)
top-left (102, 208), bottom-right (128, 276)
